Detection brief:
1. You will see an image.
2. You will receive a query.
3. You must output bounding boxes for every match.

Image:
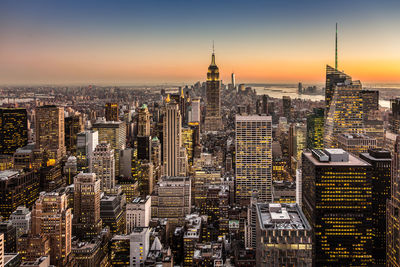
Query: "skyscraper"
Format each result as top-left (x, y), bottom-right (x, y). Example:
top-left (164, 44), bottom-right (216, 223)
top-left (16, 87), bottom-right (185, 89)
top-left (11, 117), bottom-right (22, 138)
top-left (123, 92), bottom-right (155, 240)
top-left (64, 114), bottom-right (84, 155)
top-left (324, 65), bottom-right (352, 113)
top-left (359, 149), bottom-right (391, 265)
top-left (163, 100), bottom-right (185, 177)
top-left (282, 96), bottom-right (292, 121)
top-left (35, 105), bottom-right (66, 161)
top-left (31, 191), bottom-right (72, 266)
top-left (73, 173), bottom-right (102, 240)
top-left (204, 50), bottom-right (222, 131)
top-left (387, 136), bottom-right (400, 266)
top-left (390, 98), bottom-right (400, 134)
top-left (105, 102), bottom-right (119, 121)
top-left (306, 108), bottom-right (324, 149)
top-left (137, 104), bottom-right (151, 137)
top-left (92, 120), bottom-right (126, 176)
top-left (0, 170), bottom-right (39, 220)
top-left (324, 80), bottom-right (364, 147)
top-left (0, 108), bottom-right (28, 155)
top-left (76, 130), bottom-right (98, 173)
top-left (361, 90), bottom-right (379, 114)
top-left (90, 142), bottom-right (115, 192)
top-left (255, 203), bottom-right (312, 266)
top-left (235, 115), bottom-right (272, 204)
top-left (302, 149), bottom-right (373, 266)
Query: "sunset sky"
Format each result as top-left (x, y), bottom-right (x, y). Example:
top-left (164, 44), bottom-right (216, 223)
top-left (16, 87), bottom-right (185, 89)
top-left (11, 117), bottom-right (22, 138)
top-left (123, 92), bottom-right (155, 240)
top-left (1, 0), bottom-right (400, 85)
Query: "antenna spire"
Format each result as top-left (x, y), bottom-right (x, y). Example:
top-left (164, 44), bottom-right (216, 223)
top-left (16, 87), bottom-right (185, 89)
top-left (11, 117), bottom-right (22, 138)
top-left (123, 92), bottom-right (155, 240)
top-left (212, 40), bottom-right (215, 54)
top-left (335, 23), bottom-right (338, 70)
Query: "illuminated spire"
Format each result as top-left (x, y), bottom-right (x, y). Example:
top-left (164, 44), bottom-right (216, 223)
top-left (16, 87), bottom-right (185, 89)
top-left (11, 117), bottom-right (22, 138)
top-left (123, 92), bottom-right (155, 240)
top-left (165, 94), bottom-right (170, 103)
top-left (335, 23), bottom-right (338, 70)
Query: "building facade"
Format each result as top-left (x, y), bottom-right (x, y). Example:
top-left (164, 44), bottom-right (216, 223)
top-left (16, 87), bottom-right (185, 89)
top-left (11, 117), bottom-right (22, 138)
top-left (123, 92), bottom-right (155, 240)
top-left (235, 115), bottom-right (272, 204)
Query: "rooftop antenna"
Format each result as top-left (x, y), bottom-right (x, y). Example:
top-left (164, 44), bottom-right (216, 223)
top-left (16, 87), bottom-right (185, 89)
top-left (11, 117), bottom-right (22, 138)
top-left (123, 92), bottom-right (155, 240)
top-left (212, 40), bottom-right (215, 54)
top-left (335, 23), bottom-right (338, 70)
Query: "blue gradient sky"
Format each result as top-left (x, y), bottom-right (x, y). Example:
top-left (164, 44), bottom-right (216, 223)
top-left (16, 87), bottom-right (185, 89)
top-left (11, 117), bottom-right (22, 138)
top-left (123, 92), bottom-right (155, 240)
top-left (1, 0), bottom-right (400, 85)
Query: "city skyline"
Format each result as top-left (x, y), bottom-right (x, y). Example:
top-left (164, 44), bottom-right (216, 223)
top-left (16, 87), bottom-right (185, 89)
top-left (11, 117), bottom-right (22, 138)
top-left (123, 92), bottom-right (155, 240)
top-left (1, 0), bottom-right (400, 85)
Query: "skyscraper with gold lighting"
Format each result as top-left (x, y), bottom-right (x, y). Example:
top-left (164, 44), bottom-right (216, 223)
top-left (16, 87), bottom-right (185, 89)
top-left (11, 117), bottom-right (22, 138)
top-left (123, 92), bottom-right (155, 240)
top-left (204, 50), bottom-right (222, 132)
top-left (0, 108), bottom-right (28, 155)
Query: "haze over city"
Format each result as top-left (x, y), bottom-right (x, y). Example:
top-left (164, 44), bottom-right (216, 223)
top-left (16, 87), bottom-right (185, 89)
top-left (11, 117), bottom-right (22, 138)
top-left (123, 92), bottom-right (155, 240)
top-left (1, 0), bottom-right (400, 85)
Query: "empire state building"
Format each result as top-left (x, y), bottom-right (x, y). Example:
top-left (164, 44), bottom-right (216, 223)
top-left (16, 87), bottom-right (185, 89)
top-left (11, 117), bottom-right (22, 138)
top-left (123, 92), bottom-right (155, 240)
top-left (204, 51), bottom-right (222, 131)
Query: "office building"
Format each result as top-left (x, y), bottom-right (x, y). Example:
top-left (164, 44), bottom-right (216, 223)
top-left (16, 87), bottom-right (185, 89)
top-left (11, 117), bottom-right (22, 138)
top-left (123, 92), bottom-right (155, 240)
top-left (0, 108), bottom-right (28, 155)
top-left (0, 170), bottom-right (39, 220)
top-left (63, 156), bottom-right (77, 185)
top-left (130, 227), bottom-right (150, 267)
top-left (90, 142), bottom-right (115, 192)
top-left (337, 133), bottom-right (377, 155)
top-left (390, 98), bottom-right (400, 134)
top-left (105, 102), bottom-right (119, 121)
top-left (34, 105), bottom-right (66, 161)
top-left (235, 115), bottom-right (272, 204)
top-left (137, 104), bottom-right (151, 137)
top-left (324, 80), bottom-right (365, 147)
top-left (302, 149), bottom-right (373, 266)
top-left (10, 206), bottom-right (31, 237)
top-left (30, 192), bottom-right (72, 267)
top-left (359, 149), bottom-right (391, 265)
top-left (73, 173), bottom-right (102, 240)
top-left (387, 136), bottom-right (400, 266)
top-left (163, 100), bottom-right (186, 177)
top-left (325, 65), bottom-right (352, 113)
top-left (64, 114), bottom-right (84, 155)
top-left (76, 130), bottom-right (98, 172)
top-left (92, 120), bottom-right (126, 176)
top-left (306, 108), bottom-right (324, 149)
top-left (204, 51), bottom-right (222, 131)
top-left (282, 96), bottom-right (292, 121)
top-left (255, 203), bottom-right (312, 266)
top-left (100, 194), bottom-right (126, 235)
top-left (361, 90), bottom-right (379, 114)
top-left (151, 176), bottom-right (191, 223)
top-left (126, 196), bottom-right (151, 234)
top-left (189, 98), bottom-right (201, 123)
top-left (0, 221), bottom-right (16, 253)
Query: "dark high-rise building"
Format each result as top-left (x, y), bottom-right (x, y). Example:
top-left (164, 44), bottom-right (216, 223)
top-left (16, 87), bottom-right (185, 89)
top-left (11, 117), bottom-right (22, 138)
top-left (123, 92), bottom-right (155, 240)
top-left (137, 136), bottom-right (151, 161)
top-left (105, 102), bottom-right (119, 121)
top-left (100, 194), bottom-right (126, 235)
top-left (73, 173), bottom-right (102, 240)
top-left (306, 108), bottom-right (324, 149)
top-left (0, 108), bottom-right (28, 155)
top-left (204, 50), bottom-right (222, 131)
top-left (0, 221), bottom-right (17, 253)
top-left (65, 114), bottom-right (84, 155)
top-left (302, 149), bottom-right (373, 266)
top-left (0, 170), bottom-right (39, 220)
top-left (390, 98), bottom-right (400, 133)
top-left (359, 149), bottom-right (391, 266)
top-left (387, 136), bottom-right (400, 266)
top-left (35, 105), bottom-right (66, 161)
top-left (325, 65), bottom-right (352, 113)
top-left (361, 90), bottom-right (379, 114)
top-left (282, 96), bottom-right (291, 120)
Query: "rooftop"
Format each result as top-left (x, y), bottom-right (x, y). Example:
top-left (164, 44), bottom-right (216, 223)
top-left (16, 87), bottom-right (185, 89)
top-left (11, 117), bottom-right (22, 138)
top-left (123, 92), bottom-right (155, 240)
top-left (0, 170), bottom-right (19, 180)
top-left (236, 114), bottom-right (272, 121)
top-left (256, 203), bottom-right (311, 231)
top-left (306, 149), bottom-right (370, 166)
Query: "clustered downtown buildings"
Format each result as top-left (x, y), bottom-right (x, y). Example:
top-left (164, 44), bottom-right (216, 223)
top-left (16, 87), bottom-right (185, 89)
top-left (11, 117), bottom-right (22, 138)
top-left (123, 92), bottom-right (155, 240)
top-left (0, 32), bottom-right (399, 267)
